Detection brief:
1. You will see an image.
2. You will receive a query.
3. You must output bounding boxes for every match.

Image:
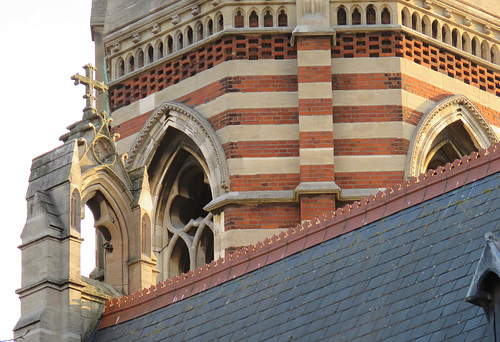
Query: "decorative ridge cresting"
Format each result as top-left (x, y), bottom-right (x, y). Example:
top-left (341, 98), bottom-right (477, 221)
top-left (98, 143), bottom-right (500, 330)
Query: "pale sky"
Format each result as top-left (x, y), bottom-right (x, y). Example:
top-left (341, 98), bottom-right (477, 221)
top-left (0, 0), bottom-right (95, 339)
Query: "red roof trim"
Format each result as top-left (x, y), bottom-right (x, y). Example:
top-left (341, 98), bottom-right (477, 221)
top-left (99, 144), bottom-right (500, 329)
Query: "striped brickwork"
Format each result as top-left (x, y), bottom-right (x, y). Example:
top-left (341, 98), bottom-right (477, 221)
top-left (109, 31), bottom-right (500, 239)
top-left (296, 36), bottom-right (336, 221)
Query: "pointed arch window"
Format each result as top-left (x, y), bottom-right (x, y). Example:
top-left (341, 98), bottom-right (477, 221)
top-left (138, 50), bottom-right (144, 68)
top-left (187, 27), bottom-right (193, 45)
top-left (235, 11), bottom-right (244, 28)
top-left (406, 95), bottom-right (499, 177)
top-left (217, 15), bottom-right (224, 31)
top-left (148, 46), bottom-right (154, 64)
top-left (128, 56), bottom-right (135, 73)
top-left (381, 8), bottom-right (390, 24)
top-left (352, 9), bottom-right (361, 25)
top-left (412, 13), bottom-right (419, 31)
top-left (158, 42), bottom-right (164, 59)
top-left (337, 7), bottom-right (346, 25)
top-left (250, 11), bottom-right (259, 27)
top-left (151, 135), bottom-right (215, 279)
top-left (278, 10), bottom-right (288, 27)
top-left (366, 6), bottom-right (376, 25)
top-left (264, 10), bottom-right (273, 27)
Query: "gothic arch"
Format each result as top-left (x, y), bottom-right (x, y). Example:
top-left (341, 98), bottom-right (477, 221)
top-left (126, 101), bottom-right (230, 198)
top-left (233, 8), bottom-right (245, 28)
top-left (155, 39), bottom-right (164, 59)
top-left (381, 6), bottom-right (391, 24)
top-left (127, 102), bottom-right (227, 281)
top-left (115, 57), bottom-right (125, 79)
top-left (336, 5), bottom-right (348, 25)
top-left (277, 7), bottom-right (288, 27)
top-left (401, 7), bottom-right (410, 27)
top-left (492, 45), bottom-right (500, 64)
top-left (263, 7), bottom-right (274, 27)
top-left (421, 15), bottom-right (430, 35)
top-left (80, 170), bottom-right (135, 294)
top-left (195, 21), bottom-right (204, 41)
top-left (406, 95), bottom-right (499, 177)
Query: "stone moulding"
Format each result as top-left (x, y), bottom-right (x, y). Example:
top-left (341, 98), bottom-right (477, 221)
top-left (126, 101), bottom-right (230, 197)
top-left (406, 94), bottom-right (499, 178)
top-left (98, 143), bottom-right (500, 330)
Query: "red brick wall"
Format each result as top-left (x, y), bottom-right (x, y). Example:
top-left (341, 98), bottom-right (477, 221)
top-left (223, 140), bottom-right (299, 158)
top-left (230, 174), bottom-right (300, 191)
top-left (336, 171), bottom-right (405, 189)
top-left (109, 34), bottom-right (296, 110)
top-left (224, 203), bottom-right (300, 230)
top-left (334, 138), bottom-right (409, 155)
top-left (208, 108), bottom-right (299, 130)
top-left (300, 194), bottom-right (336, 222)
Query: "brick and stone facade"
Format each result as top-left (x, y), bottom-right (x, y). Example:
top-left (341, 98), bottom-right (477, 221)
top-left (97, 0), bottom-right (500, 253)
top-left (15, 1), bottom-right (500, 340)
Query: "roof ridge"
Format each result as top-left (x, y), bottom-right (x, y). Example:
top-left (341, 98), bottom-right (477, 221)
top-left (98, 143), bottom-right (500, 329)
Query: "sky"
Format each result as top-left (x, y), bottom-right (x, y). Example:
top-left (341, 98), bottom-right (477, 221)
top-left (0, 0), bottom-right (95, 339)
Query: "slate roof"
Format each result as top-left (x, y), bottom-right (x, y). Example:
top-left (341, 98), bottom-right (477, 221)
top-left (90, 146), bottom-right (500, 341)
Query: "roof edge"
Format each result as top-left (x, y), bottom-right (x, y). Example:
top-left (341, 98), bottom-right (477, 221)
top-left (98, 143), bottom-right (500, 330)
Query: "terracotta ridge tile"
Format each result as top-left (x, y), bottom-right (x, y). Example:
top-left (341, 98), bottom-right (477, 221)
top-left (99, 143), bottom-right (500, 329)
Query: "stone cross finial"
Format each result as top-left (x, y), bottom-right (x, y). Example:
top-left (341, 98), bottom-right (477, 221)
top-left (71, 63), bottom-right (108, 114)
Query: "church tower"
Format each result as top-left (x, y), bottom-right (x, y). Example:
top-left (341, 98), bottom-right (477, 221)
top-left (16, 0), bottom-right (500, 340)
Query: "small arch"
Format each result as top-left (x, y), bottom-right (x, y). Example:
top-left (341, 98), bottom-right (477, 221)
top-left (431, 19), bottom-right (440, 39)
top-left (207, 18), bottom-right (214, 36)
top-left (216, 14), bottom-right (224, 32)
top-left (186, 26), bottom-right (193, 45)
top-left (127, 54), bottom-right (135, 73)
top-left (337, 6), bottom-right (347, 25)
top-left (264, 9), bottom-right (273, 27)
top-left (278, 9), bottom-right (288, 27)
top-left (196, 22), bottom-right (204, 40)
top-left (401, 8), bottom-right (410, 27)
top-left (81, 184), bottom-right (132, 293)
top-left (472, 36), bottom-right (480, 56)
top-left (462, 32), bottom-right (471, 53)
top-left (234, 9), bottom-right (244, 28)
top-left (177, 32), bottom-right (184, 50)
top-left (147, 45), bottom-right (154, 64)
top-left (381, 7), bottom-right (391, 24)
top-left (452, 28), bottom-right (459, 48)
top-left (249, 10), bottom-right (259, 27)
top-left (442, 24), bottom-right (451, 44)
top-left (166, 35), bottom-right (173, 54)
top-left (137, 49), bottom-right (144, 68)
top-left (157, 41), bottom-right (164, 59)
top-left (352, 8), bottom-right (361, 25)
top-left (116, 58), bottom-right (125, 78)
top-left (412, 12), bottom-right (420, 31)
top-left (421, 15), bottom-right (430, 35)
top-left (366, 5), bottom-right (376, 25)
top-left (481, 40), bottom-right (490, 61)
top-left (491, 45), bottom-right (499, 64)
